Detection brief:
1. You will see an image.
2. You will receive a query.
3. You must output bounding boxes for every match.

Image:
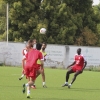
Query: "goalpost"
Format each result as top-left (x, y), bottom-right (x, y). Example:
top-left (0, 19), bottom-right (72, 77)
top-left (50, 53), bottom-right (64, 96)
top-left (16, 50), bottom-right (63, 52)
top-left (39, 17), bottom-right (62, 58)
top-left (6, 3), bottom-right (9, 46)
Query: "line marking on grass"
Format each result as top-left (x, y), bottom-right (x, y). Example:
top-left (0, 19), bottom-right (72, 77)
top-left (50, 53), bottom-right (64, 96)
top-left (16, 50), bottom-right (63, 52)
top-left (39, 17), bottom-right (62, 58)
top-left (12, 74), bottom-right (20, 76)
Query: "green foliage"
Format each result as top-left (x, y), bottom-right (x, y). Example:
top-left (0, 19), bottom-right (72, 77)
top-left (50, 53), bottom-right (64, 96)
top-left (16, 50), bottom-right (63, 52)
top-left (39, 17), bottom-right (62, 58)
top-left (75, 27), bottom-right (98, 46)
top-left (92, 4), bottom-right (100, 46)
top-left (2, 0), bottom-right (100, 46)
top-left (0, 0), bottom-right (6, 41)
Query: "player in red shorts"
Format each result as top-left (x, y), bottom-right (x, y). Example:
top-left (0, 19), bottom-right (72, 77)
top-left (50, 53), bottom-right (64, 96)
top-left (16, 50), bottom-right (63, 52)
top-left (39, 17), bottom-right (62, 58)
top-left (19, 45), bottom-right (28, 80)
top-left (22, 40), bottom-right (44, 98)
top-left (62, 48), bottom-right (87, 88)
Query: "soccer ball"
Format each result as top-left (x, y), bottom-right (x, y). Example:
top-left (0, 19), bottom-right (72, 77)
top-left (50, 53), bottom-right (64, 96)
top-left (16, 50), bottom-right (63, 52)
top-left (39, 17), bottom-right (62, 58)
top-left (40, 28), bottom-right (46, 34)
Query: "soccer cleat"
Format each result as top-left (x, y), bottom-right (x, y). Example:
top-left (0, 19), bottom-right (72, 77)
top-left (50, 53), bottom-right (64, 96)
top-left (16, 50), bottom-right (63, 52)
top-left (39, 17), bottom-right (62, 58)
top-left (27, 94), bottom-right (30, 98)
top-left (43, 85), bottom-right (47, 88)
top-left (22, 84), bottom-right (25, 93)
top-left (19, 77), bottom-right (23, 80)
top-left (62, 83), bottom-right (68, 87)
top-left (68, 84), bottom-right (71, 89)
top-left (31, 85), bottom-right (36, 89)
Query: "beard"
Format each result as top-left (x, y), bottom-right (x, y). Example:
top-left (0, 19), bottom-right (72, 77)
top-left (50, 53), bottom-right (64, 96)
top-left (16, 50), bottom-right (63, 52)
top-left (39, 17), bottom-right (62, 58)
top-left (42, 48), bottom-right (45, 50)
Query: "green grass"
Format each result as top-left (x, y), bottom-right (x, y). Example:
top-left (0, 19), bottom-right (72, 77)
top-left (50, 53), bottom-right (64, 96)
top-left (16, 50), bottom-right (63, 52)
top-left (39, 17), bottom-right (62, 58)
top-left (0, 67), bottom-right (100, 100)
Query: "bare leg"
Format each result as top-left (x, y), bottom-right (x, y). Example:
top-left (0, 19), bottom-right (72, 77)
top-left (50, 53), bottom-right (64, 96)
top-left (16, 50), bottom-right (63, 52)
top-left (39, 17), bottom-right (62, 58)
top-left (26, 78), bottom-right (34, 98)
top-left (66, 69), bottom-right (74, 82)
top-left (36, 69), bottom-right (41, 78)
top-left (62, 69), bottom-right (74, 87)
top-left (19, 59), bottom-right (26, 80)
top-left (41, 69), bottom-right (47, 87)
top-left (70, 71), bottom-right (82, 84)
top-left (41, 69), bottom-right (45, 82)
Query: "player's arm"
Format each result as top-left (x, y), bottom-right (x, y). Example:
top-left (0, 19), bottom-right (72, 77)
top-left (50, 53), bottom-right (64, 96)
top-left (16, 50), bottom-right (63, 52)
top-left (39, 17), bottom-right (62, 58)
top-left (22, 58), bottom-right (26, 69)
top-left (67, 61), bottom-right (76, 69)
top-left (82, 60), bottom-right (87, 71)
top-left (44, 54), bottom-right (47, 61)
top-left (39, 52), bottom-right (44, 69)
top-left (40, 60), bottom-right (44, 69)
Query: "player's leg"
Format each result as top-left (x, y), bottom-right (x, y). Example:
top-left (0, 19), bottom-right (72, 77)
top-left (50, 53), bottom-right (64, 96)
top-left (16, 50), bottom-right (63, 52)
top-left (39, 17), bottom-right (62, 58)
top-left (26, 77), bottom-right (35, 98)
top-left (31, 69), bottom-right (41, 89)
top-left (41, 68), bottom-right (47, 88)
top-left (62, 69), bottom-right (74, 87)
top-left (36, 69), bottom-right (41, 78)
top-left (68, 71), bottom-right (82, 88)
top-left (23, 72), bottom-right (36, 98)
top-left (19, 58), bottom-right (26, 80)
top-left (23, 77), bottom-right (35, 98)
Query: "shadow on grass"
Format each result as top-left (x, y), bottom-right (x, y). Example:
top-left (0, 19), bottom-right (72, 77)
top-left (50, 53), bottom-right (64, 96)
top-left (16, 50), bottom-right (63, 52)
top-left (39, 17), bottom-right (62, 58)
top-left (32, 98), bottom-right (77, 100)
top-left (59, 87), bottom-right (100, 92)
top-left (71, 88), bottom-right (100, 92)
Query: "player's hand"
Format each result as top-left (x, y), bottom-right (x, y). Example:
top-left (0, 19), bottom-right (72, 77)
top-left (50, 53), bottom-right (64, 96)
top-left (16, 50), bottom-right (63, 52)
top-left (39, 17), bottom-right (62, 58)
top-left (44, 59), bottom-right (46, 61)
top-left (67, 66), bottom-right (71, 69)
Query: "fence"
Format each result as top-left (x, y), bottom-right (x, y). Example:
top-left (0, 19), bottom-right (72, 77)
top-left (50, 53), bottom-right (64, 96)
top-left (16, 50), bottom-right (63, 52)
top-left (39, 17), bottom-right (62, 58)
top-left (0, 42), bottom-right (100, 68)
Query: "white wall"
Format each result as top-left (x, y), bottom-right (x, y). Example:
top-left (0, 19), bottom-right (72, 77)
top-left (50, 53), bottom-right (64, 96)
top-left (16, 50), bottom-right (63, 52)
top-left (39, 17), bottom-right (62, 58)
top-left (0, 42), bottom-right (100, 67)
top-left (0, 42), bottom-right (25, 66)
top-left (69, 46), bottom-right (100, 67)
top-left (0, 42), bottom-right (69, 67)
top-left (45, 44), bottom-right (69, 68)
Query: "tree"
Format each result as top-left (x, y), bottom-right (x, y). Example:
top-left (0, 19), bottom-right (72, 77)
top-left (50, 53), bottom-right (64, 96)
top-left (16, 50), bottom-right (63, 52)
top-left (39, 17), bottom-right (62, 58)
top-left (0, 0), bottom-right (6, 41)
top-left (4, 0), bottom-right (41, 42)
top-left (41, 0), bottom-right (78, 44)
top-left (92, 4), bottom-right (100, 46)
top-left (3, 0), bottom-right (100, 46)
top-left (75, 27), bottom-right (98, 46)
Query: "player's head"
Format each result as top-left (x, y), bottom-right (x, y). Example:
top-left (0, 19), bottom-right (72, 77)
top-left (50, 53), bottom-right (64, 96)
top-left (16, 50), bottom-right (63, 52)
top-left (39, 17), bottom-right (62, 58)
top-left (36, 43), bottom-right (42, 50)
top-left (27, 40), bottom-right (33, 48)
top-left (77, 48), bottom-right (81, 55)
top-left (33, 39), bottom-right (37, 45)
top-left (41, 42), bottom-right (47, 50)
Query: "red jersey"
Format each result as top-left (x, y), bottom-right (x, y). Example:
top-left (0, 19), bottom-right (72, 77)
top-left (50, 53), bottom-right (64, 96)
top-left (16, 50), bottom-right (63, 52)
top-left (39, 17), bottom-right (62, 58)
top-left (74, 54), bottom-right (84, 68)
top-left (22, 48), bottom-right (27, 56)
top-left (25, 49), bottom-right (43, 68)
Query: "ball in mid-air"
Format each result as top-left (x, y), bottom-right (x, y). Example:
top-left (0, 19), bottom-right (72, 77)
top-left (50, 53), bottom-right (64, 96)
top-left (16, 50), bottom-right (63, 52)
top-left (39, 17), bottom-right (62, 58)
top-left (40, 28), bottom-right (46, 34)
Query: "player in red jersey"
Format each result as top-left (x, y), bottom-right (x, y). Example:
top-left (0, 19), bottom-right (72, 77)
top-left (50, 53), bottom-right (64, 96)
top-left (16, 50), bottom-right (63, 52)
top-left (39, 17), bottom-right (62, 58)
top-left (19, 45), bottom-right (28, 80)
top-left (62, 48), bottom-right (87, 88)
top-left (22, 40), bottom-right (44, 98)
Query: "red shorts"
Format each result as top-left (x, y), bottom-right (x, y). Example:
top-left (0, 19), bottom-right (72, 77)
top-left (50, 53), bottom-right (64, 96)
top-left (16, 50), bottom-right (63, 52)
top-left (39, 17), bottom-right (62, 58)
top-left (72, 65), bottom-right (82, 72)
top-left (37, 64), bottom-right (41, 70)
top-left (25, 66), bottom-right (36, 80)
top-left (36, 64), bottom-right (44, 71)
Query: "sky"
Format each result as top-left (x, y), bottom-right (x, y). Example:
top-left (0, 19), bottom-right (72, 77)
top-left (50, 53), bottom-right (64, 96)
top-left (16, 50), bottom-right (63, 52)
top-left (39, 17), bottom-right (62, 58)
top-left (93, 0), bottom-right (100, 5)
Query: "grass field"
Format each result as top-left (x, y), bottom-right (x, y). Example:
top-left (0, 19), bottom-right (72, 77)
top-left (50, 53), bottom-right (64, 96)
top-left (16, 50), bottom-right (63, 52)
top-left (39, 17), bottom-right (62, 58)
top-left (0, 67), bottom-right (100, 100)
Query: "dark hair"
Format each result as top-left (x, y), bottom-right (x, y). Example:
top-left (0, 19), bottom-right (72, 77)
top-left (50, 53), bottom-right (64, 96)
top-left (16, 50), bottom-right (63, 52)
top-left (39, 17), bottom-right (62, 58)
top-left (77, 48), bottom-right (81, 55)
top-left (28, 40), bottom-right (33, 47)
top-left (36, 43), bottom-right (42, 50)
top-left (42, 42), bottom-right (47, 46)
top-left (28, 39), bottom-right (33, 43)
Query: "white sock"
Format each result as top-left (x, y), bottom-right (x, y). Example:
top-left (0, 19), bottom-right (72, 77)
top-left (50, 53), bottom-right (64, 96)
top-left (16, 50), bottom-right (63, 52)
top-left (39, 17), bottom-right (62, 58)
top-left (27, 90), bottom-right (30, 95)
top-left (43, 82), bottom-right (45, 85)
top-left (25, 83), bottom-right (29, 87)
top-left (69, 83), bottom-right (71, 86)
top-left (21, 74), bottom-right (24, 78)
top-left (65, 82), bottom-right (68, 84)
